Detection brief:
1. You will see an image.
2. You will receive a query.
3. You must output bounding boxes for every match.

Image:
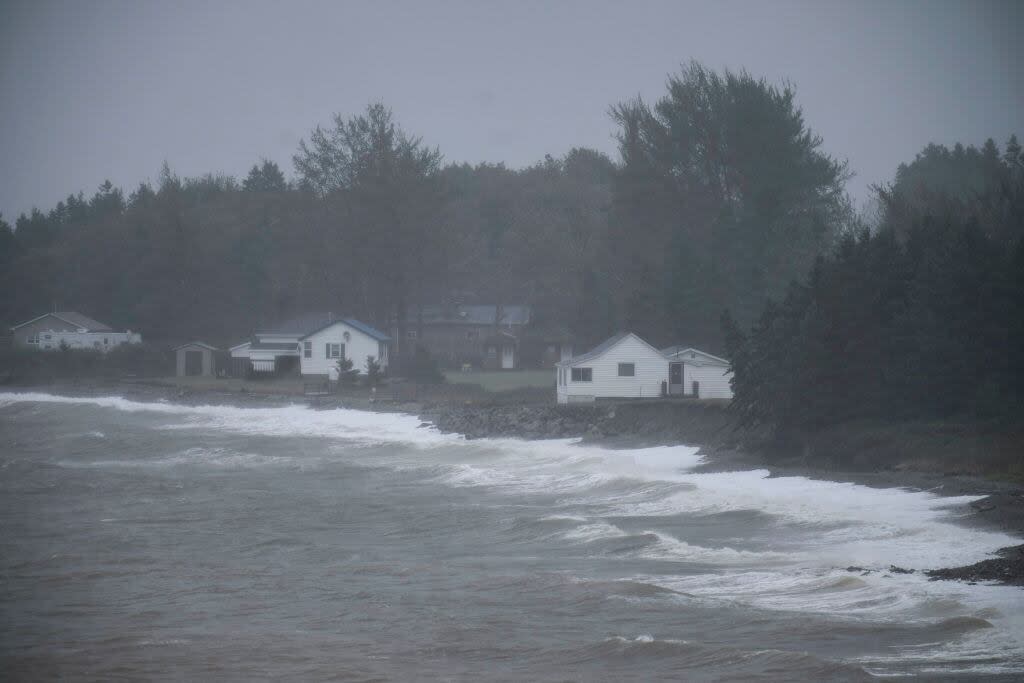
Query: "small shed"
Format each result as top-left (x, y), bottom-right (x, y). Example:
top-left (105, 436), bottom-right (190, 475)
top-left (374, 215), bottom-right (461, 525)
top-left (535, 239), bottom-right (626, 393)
top-left (174, 342), bottom-right (220, 377)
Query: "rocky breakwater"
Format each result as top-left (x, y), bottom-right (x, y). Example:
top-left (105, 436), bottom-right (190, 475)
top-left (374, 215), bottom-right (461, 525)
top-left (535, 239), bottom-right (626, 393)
top-left (427, 403), bottom-right (614, 440)
top-left (425, 400), bottom-right (748, 445)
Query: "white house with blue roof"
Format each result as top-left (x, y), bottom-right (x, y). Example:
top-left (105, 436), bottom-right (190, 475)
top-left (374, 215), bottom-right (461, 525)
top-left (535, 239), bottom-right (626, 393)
top-left (299, 317), bottom-right (390, 379)
top-left (234, 312), bottom-right (390, 378)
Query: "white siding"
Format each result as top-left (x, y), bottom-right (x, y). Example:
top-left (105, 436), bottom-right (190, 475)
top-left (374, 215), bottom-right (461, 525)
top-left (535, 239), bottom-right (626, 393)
top-left (684, 364), bottom-right (733, 399)
top-left (299, 322), bottom-right (388, 380)
top-left (30, 330), bottom-right (140, 352)
top-left (557, 334), bottom-right (668, 404)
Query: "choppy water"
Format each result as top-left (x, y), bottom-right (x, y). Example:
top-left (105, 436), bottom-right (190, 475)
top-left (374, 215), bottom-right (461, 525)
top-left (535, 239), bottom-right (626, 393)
top-left (1, 392), bottom-right (1023, 681)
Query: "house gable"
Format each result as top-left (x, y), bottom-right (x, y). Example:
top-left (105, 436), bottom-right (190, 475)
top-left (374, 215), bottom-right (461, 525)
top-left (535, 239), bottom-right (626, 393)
top-left (559, 332), bottom-right (665, 368)
top-left (174, 341), bottom-right (219, 352)
top-left (663, 347), bottom-right (730, 367)
top-left (556, 332), bottom-right (669, 402)
top-left (299, 320), bottom-right (390, 379)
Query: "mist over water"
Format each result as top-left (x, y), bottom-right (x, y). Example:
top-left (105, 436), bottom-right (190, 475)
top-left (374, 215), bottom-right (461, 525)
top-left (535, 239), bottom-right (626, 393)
top-left (2, 393), bottom-right (1023, 680)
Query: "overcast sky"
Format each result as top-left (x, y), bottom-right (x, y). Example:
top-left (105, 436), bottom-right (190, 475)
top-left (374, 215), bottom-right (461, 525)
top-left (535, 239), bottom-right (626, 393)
top-left (1, 0), bottom-right (1021, 220)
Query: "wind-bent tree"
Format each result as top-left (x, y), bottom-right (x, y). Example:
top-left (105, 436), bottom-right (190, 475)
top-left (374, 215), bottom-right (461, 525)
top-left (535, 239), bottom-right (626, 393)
top-left (293, 104), bottom-right (444, 365)
top-left (610, 61), bottom-right (851, 347)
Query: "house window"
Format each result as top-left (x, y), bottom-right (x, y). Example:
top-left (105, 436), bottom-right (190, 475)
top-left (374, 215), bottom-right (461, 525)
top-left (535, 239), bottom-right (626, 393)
top-left (44, 334), bottom-right (51, 340)
top-left (406, 330), bottom-right (418, 340)
top-left (303, 341), bottom-right (312, 358)
top-left (343, 331), bottom-right (351, 342)
top-left (27, 334), bottom-right (38, 344)
top-left (104, 337), bottom-right (109, 345)
top-left (618, 363), bottom-right (635, 377)
top-left (326, 343), bottom-right (343, 359)
top-left (571, 367), bottom-right (592, 382)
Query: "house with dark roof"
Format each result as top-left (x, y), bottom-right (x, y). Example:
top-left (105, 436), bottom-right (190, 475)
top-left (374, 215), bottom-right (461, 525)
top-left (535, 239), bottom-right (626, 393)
top-left (398, 304), bottom-right (532, 370)
top-left (231, 312), bottom-right (390, 378)
top-left (9, 312), bottom-right (141, 352)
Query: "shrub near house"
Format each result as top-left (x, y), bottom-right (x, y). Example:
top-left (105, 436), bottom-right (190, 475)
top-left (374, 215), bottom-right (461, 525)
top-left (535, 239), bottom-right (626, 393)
top-left (299, 318), bottom-right (391, 381)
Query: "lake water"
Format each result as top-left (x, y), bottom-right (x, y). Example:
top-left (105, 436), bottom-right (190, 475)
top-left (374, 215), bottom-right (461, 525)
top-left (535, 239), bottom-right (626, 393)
top-left (2, 392), bottom-right (1023, 681)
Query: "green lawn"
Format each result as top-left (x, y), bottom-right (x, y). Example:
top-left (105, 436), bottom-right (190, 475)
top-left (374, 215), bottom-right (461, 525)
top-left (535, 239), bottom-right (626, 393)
top-left (144, 375), bottom-right (309, 395)
top-left (442, 369), bottom-right (554, 392)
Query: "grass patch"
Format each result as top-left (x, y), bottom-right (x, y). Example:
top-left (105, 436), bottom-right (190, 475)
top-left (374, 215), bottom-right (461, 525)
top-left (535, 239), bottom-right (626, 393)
top-left (442, 370), bottom-right (554, 393)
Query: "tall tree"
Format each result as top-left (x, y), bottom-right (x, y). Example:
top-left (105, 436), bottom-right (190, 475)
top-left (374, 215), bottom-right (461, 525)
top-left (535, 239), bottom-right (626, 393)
top-left (610, 61), bottom-right (850, 347)
top-left (293, 103), bottom-right (444, 362)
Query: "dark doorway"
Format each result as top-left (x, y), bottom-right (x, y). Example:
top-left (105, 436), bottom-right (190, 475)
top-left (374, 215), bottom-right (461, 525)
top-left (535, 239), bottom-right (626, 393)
top-left (185, 350), bottom-right (203, 376)
top-left (274, 355), bottom-right (300, 376)
top-left (669, 362), bottom-right (682, 385)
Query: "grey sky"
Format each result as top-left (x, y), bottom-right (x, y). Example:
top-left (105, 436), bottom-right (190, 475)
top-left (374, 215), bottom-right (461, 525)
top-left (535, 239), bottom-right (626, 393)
top-left (1, 0), bottom-right (1021, 220)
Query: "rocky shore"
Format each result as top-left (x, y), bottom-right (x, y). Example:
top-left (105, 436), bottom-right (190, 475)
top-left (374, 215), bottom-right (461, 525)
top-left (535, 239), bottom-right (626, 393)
top-left (4, 378), bottom-right (1023, 586)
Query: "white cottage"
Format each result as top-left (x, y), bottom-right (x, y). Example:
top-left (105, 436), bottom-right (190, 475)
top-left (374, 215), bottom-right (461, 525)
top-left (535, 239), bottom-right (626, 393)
top-left (299, 319), bottom-right (390, 380)
top-left (555, 332), bottom-right (668, 404)
top-left (231, 313), bottom-right (390, 379)
top-left (661, 346), bottom-right (734, 399)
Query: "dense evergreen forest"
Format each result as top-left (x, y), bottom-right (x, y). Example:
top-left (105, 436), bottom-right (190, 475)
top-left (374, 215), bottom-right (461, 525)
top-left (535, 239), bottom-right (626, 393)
top-left (1, 61), bottom-right (1020, 429)
top-left (725, 137), bottom-right (1024, 429)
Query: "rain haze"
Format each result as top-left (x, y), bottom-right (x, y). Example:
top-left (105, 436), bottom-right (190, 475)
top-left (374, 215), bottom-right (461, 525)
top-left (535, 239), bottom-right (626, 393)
top-left (1, 0), bottom-right (1021, 217)
top-left (3, 2), bottom-right (1024, 681)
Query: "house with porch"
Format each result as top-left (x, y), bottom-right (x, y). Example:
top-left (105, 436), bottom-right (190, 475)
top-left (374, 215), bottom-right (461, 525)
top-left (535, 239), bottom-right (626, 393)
top-left (556, 332), bottom-right (733, 403)
top-left (231, 313), bottom-right (390, 379)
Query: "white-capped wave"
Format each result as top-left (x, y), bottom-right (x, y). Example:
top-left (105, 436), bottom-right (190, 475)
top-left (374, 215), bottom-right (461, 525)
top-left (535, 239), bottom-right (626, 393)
top-left (60, 446), bottom-right (295, 470)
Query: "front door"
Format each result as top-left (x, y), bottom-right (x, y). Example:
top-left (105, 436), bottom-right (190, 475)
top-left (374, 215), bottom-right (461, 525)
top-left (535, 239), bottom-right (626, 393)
top-left (501, 345), bottom-right (514, 369)
top-left (669, 362), bottom-right (683, 394)
top-left (185, 350), bottom-right (203, 376)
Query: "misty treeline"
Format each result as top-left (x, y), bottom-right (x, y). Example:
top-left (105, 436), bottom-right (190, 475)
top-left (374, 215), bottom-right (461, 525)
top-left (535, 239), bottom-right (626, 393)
top-left (0, 63), bottom-right (846, 353)
top-left (725, 137), bottom-right (1024, 430)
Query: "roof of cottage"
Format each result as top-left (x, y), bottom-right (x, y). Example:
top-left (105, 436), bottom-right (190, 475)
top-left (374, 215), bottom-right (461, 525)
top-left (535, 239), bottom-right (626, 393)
top-left (556, 331), bottom-right (664, 367)
top-left (173, 341), bottom-right (220, 351)
top-left (300, 318), bottom-right (391, 342)
top-left (661, 346), bottom-right (730, 366)
top-left (11, 311), bottom-right (114, 332)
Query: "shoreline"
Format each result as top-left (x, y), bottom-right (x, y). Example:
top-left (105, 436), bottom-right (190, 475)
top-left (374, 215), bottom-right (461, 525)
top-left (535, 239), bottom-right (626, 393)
top-left (4, 377), bottom-right (1023, 585)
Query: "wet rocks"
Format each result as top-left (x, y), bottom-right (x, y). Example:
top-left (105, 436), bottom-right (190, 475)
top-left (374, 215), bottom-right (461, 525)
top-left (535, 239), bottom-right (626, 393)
top-left (926, 545), bottom-right (1024, 586)
top-left (427, 404), bottom-right (614, 440)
